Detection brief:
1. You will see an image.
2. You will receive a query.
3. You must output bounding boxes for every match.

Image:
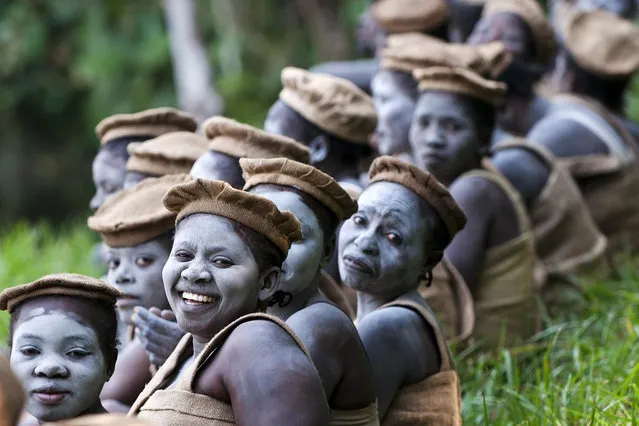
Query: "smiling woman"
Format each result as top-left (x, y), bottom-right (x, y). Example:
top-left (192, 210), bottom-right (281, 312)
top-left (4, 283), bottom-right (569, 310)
top-left (0, 274), bottom-right (121, 424)
top-left (127, 178), bottom-right (330, 426)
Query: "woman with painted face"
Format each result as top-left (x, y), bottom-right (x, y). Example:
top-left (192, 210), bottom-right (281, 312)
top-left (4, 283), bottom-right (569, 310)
top-left (91, 108), bottom-right (197, 211)
top-left (88, 174), bottom-right (191, 409)
top-left (339, 156), bottom-right (465, 424)
top-left (190, 117), bottom-right (311, 188)
top-left (128, 178), bottom-right (329, 425)
top-left (0, 274), bottom-right (120, 423)
top-left (264, 67), bottom-right (377, 197)
top-left (410, 66), bottom-right (540, 347)
top-left (468, 0), bottom-right (556, 141)
top-left (529, 10), bottom-right (639, 254)
top-left (240, 157), bottom-right (378, 425)
top-left (123, 132), bottom-right (208, 189)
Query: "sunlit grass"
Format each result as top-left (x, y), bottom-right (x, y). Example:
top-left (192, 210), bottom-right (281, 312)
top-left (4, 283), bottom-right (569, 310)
top-left (0, 223), bottom-right (638, 424)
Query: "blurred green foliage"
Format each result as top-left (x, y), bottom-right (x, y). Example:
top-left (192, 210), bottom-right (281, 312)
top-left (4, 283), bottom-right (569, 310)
top-left (0, 0), bottom-right (368, 226)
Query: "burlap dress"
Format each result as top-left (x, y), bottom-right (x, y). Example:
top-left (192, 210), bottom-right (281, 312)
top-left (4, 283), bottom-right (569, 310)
top-left (128, 313), bottom-right (313, 425)
top-left (550, 94), bottom-right (639, 254)
top-left (380, 300), bottom-right (462, 426)
top-left (458, 165), bottom-right (540, 347)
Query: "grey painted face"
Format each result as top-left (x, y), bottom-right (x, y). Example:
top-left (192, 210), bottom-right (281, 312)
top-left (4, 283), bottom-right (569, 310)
top-left (123, 171), bottom-right (153, 189)
top-left (163, 214), bottom-right (278, 340)
top-left (11, 312), bottom-right (108, 423)
top-left (190, 151), bottom-right (244, 188)
top-left (372, 71), bottom-right (415, 156)
top-left (106, 237), bottom-right (172, 326)
top-left (264, 100), bottom-right (306, 142)
top-left (250, 189), bottom-right (326, 296)
top-left (338, 182), bottom-right (435, 297)
top-left (90, 150), bottom-right (127, 211)
top-left (468, 13), bottom-right (532, 61)
top-left (410, 92), bottom-right (482, 185)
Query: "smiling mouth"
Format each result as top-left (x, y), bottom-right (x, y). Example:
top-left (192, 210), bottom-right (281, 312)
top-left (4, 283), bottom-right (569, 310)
top-left (181, 291), bottom-right (218, 306)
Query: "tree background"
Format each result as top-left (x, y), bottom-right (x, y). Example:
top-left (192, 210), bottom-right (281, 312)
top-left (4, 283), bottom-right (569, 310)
top-left (0, 0), bottom-right (368, 226)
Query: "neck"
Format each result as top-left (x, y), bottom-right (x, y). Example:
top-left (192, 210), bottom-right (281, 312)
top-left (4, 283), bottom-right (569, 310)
top-left (268, 273), bottom-right (322, 320)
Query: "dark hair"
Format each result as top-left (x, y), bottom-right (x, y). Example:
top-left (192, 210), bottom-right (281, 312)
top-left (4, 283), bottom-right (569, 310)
top-left (100, 135), bottom-right (152, 160)
top-left (426, 21), bottom-right (450, 42)
top-left (456, 93), bottom-right (497, 146)
top-left (449, 0), bottom-right (484, 42)
top-left (9, 297), bottom-right (119, 372)
top-left (564, 49), bottom-right (630, 112)
top-left (231, 222), bottom-right (286, 274)
top-left (496, 57), bottom-right (545, 98)
top-left (254, 184), bottom-right (340, 245)
top-left (377, 68), bottom-right (418, 100)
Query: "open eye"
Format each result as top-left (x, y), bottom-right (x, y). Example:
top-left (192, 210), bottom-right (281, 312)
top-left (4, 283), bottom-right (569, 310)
top-left (212, 257), bottom-right (233, 268)
top-left (20, 346), bottom-right (40, 357)
top-left (67, 349), bottom-right (90, 359)
top-left (386, 232), bottom-right (402, 245)
top-left (443, 120), bottom-right (462, 133)
top-left (174, 250), bottom-right (193, 262)
top-left (353, 215), bottom-right (367, 227)
top-left (107, 259), bottom-right (120, 270)
top-left (135, 256), bottom-right (154, 267)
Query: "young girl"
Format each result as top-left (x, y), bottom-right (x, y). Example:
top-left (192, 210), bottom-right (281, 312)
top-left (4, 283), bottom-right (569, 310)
top-left (0, 274), bottom-right (121, 423)
top-left (88, 174), bottom-right (191, 408)
top-left (128, 178), bottom-right (329, 425)
top-left (241, 157), bottom-right (378, 425)
top-left (339, 156), bottom-right (465, 424)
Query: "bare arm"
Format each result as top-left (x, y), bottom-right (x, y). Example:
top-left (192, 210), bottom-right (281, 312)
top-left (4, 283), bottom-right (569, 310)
top-left (492, 148), bottom-right (550, 209)
top-left (197, 320), bottom-right (330, 426)
top-left (357, 307), bottom-right (439, 419)
top-left (100, 339), bottom-right (151, 406)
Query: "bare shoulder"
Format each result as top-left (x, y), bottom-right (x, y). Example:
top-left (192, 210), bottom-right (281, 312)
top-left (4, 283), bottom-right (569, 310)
top-left (450, 175), bottom-right (508, 216)
top-left (287, 302), bottom-right (355, 345)
top-left (528, 113), bottom-right (608, 157)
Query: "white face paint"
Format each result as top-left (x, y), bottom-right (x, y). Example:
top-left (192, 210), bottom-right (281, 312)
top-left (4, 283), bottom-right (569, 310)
top-left (10, 313), bottom-right (108, 423)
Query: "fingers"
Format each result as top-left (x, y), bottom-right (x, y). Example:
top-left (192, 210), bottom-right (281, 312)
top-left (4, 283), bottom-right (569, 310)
top-left (148, 307), bottom-right (162, 317)
top-left (160, 310), bottom-right (176, 321)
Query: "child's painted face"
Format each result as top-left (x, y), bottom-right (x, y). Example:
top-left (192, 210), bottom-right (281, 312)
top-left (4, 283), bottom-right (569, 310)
top-left (106, 237), bottom-right (172, 326)
top-left (90, 150), bottom-right (127, 211)
top-left (11, 311), bottom-right (108, 423)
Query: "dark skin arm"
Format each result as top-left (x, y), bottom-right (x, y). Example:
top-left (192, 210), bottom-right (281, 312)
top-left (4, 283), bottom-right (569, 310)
top-left (286, 302), bottom-right (376, 409)
top-left (491, 148), bottom-right (550, 209)
top-left (100, 339), bottom-right (151, 406)
top-left (445, 176), bottom-right (520, 292)
top-left (357, 305), bottom-right (440, 419)
top-left (194, 320), bottom-right (330, 426)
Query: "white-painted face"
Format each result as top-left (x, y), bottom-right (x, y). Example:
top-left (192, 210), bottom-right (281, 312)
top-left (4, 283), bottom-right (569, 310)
top-left (10, 312), bottom-right (108, 423)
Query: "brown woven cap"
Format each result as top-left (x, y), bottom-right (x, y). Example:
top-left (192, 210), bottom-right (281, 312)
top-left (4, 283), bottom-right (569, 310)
top-left (43, 414), bottom-right (150, 426)
top-left (240, 157), bottom-right (358, 221)
top-left (482, 0), bottom-right (556, 65)
top-left (381, 33), bottom-right (511, 77)
top-left (203, 116), bottom-right (311, 163)
top-left (369, 156), bottom-right (466, 243)
top-left (279, 67), bottom-right (377, 145)
top-left (88, 174), bottom-right (192, 247)
top-left (564, 10), bottom-right (639, 78)
top-left (163, 179), bottom-right (302, 256)
top-left (126, 132), bottom-right (209, 176)
top-left (413, 66), bottom-right (506, 106)
top-left (371, 0), bottom-right (449, 33)
top-left (0, 273), bottom-right (123, 313)
top-left (0, 352), bottom-right (24, 426)
top-left (96, 107), bottom-right (197, 145)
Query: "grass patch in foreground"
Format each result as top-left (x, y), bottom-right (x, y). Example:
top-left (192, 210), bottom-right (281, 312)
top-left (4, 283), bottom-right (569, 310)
top-left (0, 223), bottom-right (638, 424)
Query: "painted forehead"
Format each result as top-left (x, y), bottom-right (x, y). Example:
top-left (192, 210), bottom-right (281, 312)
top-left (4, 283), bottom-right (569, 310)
top-left (250, 188), bottom-right (320, 232)
top-left (13, 297), bottom-right (100, 330)
top-left (416, 91), bottom-right (476, 118)
top-left (359, 181), bottom-right (422, 215)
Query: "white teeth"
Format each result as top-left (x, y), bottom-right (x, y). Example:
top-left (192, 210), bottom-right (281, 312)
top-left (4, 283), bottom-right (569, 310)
top-left (182, 291), bottom-right (215, 303)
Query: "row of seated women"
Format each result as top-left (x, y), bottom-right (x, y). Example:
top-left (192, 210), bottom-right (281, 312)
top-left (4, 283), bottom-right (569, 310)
top-left (4, 0), bottom-right (639, 424)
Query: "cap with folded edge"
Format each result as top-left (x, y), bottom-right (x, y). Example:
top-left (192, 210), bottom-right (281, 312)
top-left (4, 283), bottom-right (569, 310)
top-left (413, 66), bottom-right (507, 106)
top-left (279, 67), bottom-right (377, 145)
top-left (371, 0), bottom-right (450, 33)
top-left (381, 33), bottom-right (512, 77)
top-left (482, 0), bottom-right (556, 65)
top-left (240, 157), bottom-right (358, 221)
top-left (88, 174), bottom-right (192, 247)
top-left (43, 414), bottom-right (150, 426)
top-left (563, 10), bottom-right (639, 79)
top-left (126, 132), bottom-right (209, 176)
top-left (204, 116), bottom-right (311, 163)
top-left (163, 179), bottom-right (302, 256)
top-left (96, 107), bottom-right (198, 146)
top-left (0, 273), bottom-right (123, 313)
top-left (368, 156), bottom-right (466, 246)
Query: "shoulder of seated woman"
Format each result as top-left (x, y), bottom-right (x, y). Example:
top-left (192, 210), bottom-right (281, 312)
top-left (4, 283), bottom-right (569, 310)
top-left (193, 319), bottom-right (312, 397)
top-left (358, 305), bottom-right (440, 379)
top-left (528, 114), bottom-right (611, 158)
top-left (491, 148), bottom-right (550, 208)
top-left (287, 302), bottom-right (356, 350)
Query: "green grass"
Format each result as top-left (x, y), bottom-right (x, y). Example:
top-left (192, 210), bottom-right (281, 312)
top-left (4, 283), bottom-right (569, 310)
top-left (1, 224), bottom-right (638, 424)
